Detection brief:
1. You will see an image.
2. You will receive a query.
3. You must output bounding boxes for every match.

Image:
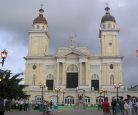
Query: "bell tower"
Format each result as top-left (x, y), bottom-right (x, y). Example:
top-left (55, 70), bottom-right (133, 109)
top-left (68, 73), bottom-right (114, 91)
top-left (28, 6), bottom-right (49, 56)
top-left (99, 5), bottom-right (120, 56)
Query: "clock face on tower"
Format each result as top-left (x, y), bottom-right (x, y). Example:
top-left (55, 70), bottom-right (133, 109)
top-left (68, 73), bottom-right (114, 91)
top-left (32, 64), bottom-right (36, 70)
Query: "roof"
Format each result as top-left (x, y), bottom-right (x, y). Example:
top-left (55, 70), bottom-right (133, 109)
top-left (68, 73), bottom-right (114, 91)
top-left (101, 6), bottom-right (116, 23)
top-left (33, 14), bottom-right (47, 24)
top-left (101, 14), bottom-right (116, 23)
top-left (33, 8), bottom-right (47, 25)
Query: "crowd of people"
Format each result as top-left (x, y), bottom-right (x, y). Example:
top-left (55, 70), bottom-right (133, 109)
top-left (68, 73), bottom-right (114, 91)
top-left (41, 100), bottom-right (53, 115)
top-left (101, 95), bottom-right (138, 115)
top-left (0, 98), bottom-right (53, 115)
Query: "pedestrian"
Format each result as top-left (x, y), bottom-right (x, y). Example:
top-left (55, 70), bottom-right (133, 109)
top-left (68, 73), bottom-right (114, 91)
top-left (97, 100), bottom-right (102, 110)
top-left (111, 99), bottom-right (117, 115)
top-left (116, 99), bottom-right (120, 115)
top-left (42, 101), bottom-right (52, 115)
top-left (102, 97), bottom-right (111, 115)
top-left (118, 96), bottom-right (125, 115)
top-left (134, 99), bottom-right (138, 114)
top-left (0, 97), bottom-right (5, 115)
top-left (124, 99), bottom-right (131, 115)
top-left (127, 95), bottom-right (134, 115)
top-left (24, 99), bottom-right (29, 111)
top-left (49, 100), bottom-right (53, 110)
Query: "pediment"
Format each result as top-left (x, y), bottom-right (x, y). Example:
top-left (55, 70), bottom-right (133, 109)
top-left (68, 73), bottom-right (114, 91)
top-left (56, 47), bottom-right (91, 58)
top-left (64, 50), bottom-right (87, 57)
top-left (65, 52), bottom-right (80, 58)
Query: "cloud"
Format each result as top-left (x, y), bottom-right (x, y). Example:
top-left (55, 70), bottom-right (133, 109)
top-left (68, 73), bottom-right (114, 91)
top-left (0, 0), bottom-right (138, 87)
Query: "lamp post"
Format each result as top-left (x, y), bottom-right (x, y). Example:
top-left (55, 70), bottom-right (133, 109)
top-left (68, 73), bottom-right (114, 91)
top-left (0, 50), bottom-right (8, 67)
top-left (99, 90), bottom-right (103, 102)
top-left (100, 89), bottom-right (107, 98)
top-left (62, 91), bottom-right (65, 105)
top-left (55, 87), bottom-right (60, 106)
top-left (103, 90), bottom-right (107, 98)
top-left (114, 83), bottom-right (121, 100)
top-left (40, 83), bottom-right (46, 104)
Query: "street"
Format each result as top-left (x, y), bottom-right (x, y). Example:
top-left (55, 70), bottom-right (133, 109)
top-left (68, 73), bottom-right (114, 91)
top-left (5, 110), bottom-right (103, 115)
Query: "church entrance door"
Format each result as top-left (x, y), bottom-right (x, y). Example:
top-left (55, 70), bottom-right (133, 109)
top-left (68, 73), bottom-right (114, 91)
top-left (46, 80), bottom-right (54, 90)
top-left (91, 80), bottom-right (99, 91)
top-left (66, 73), bottom-right (78, 88)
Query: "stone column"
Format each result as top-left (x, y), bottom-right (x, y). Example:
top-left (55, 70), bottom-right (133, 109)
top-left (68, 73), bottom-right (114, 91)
top-left (56, 62), bottom-right (59, 86)
top-left (85, 62), bottom-right (88, 85)
top-left (62, 62), bottom-right (65, 86)
top-left (79, 62), bottom-right (82, 86)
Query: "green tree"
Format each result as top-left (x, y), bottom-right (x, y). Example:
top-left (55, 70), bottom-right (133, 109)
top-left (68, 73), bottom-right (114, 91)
top-left (0, 70), bottom-right (28, 99)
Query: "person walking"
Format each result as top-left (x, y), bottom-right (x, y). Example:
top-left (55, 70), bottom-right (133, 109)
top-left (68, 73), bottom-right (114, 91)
top-left (0, 97), bottom-right (5, 115)
top-left (102, 97), bottom-right (110, 115)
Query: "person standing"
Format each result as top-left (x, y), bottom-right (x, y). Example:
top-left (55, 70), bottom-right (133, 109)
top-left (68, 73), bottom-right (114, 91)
top-left (135, 100), bottom-right (138, 114)
top-left (49, 100), bottom-right (53, 110)
top-left (102, 97), bottom-right (110, 115)
top-left (0, 97), bottom-right (5, 115)
top-left (124, 99), bottom-right (132, 115)
top-left (118, 96), bottom-right (125, 115)
top-left (111, 99), bottom-right (117, 115)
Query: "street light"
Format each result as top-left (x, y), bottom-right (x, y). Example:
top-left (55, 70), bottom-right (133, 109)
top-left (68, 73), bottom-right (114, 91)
top-left (0, 50), bottom-right (8, 67)
top-left (40, 83), bottom-right (46, 104)
top-left (55, 87), bottom-right (60, 106)
top-left (114, 83), bottom-right (121, 100)
top-left (62, 91), bottom-right (65, 105)
top-left (101, 89), bottom-right (107, 98)
top-left (99, 90), bottom-right (103, 102)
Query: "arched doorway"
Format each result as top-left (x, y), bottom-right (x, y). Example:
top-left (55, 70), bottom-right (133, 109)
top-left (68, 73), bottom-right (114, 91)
top-left (66, 64), bottom-right (78, 88)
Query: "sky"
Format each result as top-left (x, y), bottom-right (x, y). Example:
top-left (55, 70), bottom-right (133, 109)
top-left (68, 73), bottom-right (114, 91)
top-left (0, 0), bottom-right (138, 87)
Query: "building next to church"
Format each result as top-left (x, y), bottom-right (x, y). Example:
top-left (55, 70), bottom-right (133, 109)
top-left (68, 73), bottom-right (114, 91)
top-left (24, 6), bottom-right (137, 105)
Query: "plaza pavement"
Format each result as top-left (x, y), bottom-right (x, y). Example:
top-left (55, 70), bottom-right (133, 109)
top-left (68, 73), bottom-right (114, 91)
top-left (5, 109), bottom-right (103, 115)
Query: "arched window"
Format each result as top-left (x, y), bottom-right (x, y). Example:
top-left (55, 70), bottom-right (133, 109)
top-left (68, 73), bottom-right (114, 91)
top-left (67, 64), bottom-right (78, 72)
top-left (46, 74), bottom-right (54, 90)
top-left (65, 96), bottom-right (74, 105)
top-left (110, 74), bottom-right (114, 85)
top-left (91, 74), bottom-right (99, 91)
top-left (37, 25), bottom-right (39, 29)
top-left (85, 96), bottom-right (90, 105)
top-left (92, 74), bottom-right (99, 80)
top-left (96, 96), bottom-right (104, 103)
top-left (47, 74), bottom-right (54, 80)
top-left (108, 23), bottom-right (111, 28)
top-left (32, 75), bottom-right (36, 86)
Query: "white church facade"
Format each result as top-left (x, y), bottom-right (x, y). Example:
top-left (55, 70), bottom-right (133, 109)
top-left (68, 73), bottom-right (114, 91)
top-left (24, 6), bottom-right (135, 105)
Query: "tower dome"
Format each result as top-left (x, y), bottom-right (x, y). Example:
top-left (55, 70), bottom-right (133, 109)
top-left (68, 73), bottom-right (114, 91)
top-left (101, 6), bottom-right (116, 23)
top-left (33, 7), bottom-right (47, 25)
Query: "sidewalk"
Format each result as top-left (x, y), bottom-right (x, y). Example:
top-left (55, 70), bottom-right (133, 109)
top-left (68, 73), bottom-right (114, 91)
top-left (5, 110), bottom-right (103, 115)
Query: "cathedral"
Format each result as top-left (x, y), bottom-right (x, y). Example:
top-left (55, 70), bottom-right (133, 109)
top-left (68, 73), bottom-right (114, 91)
top-left (24, 6), bottom-right (125, 105)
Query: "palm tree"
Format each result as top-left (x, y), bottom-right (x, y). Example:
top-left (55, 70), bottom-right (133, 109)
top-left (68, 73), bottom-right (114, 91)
top-left (0, 70), bottom-right (28, 99)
